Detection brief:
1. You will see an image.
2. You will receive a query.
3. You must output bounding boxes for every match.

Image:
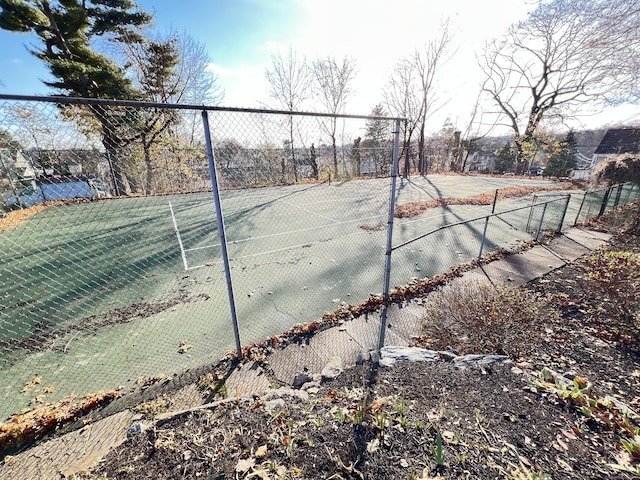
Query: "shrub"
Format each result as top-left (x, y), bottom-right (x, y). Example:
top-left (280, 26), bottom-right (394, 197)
top-left (420, 280), bottom-right (558, 359)
top-left (580, 250), bottom-right (640, 342)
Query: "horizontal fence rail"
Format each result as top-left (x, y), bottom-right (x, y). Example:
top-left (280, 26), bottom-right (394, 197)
top-left (0, 94), bottom-right (638, 434)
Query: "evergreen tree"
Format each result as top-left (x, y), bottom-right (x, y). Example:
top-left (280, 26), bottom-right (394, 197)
top-left (494, 142), bottom-right (515, 173)
top-left (543, 131), bottom-right (578, 177)
top-left (0, 0), bottom-right (151, 194)
top-left (363, 104), bottom-right (390, 175)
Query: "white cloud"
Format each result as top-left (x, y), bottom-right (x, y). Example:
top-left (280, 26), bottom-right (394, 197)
top-left (207, 63), bottom-right (234, 77)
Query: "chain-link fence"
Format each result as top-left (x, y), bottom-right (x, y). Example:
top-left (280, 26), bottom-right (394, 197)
top-left (0, 95), bottom-right (400, 421)
top-left (0, 94), bottom-right (589, 425)
top-left (574, 183), bottom-right (639, 224)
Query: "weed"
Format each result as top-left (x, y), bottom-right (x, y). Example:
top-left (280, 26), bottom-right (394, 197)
top-left (395, 395), bottom-right (406, 416)
top-left (420, 280), bottom-right (557, 357)
top-left (336, 407), bottom-right (348, 423)
top-left (431, 430), bottom-right (444, 471)
top-left (374, 411), bottom-right (388, 431)
top-left (621, 436), bottom-right (640, 458)
top-left (352, 401), bottom-right (366, 425)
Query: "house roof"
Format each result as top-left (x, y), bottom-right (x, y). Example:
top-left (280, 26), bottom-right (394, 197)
top-left (594, 128), bottom-right (640, 155)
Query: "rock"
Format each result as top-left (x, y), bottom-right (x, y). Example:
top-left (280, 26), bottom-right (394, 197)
top-left (262, 387), bottom-right (309, 402)
top-left (126, 422), bottom-right (149, 437)
top-left (356, 350), bottom-right (370, 365)
top-left (300, 381), bottom-right (321, 392)
top-left (321, 356), bottom-right (344, 381)
top-left (445, 346), bottom-right (460, 355)
top-left (438, 350), bottom-right (458, 362)
top-left (379, 346), bottom-right (439, 367)
top-left (265, 398), bottom-right (286, 410)
top-left (454, 354), bottom-right (514, 369)
top-left (293, 372), bottom-right (312, 389)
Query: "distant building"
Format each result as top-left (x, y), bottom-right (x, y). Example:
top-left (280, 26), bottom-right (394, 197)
top-left (591, 128), bottom-right (640, 168)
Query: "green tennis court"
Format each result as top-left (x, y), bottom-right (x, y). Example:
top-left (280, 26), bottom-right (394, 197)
top-left (0, 174), bottom-right (571, 419)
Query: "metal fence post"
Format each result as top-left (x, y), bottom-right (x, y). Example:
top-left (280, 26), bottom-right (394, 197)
top-left (377, 119), bottom-right (401, 353)
top-left (621, 183), bottom-right (632, 205)
top-left (535, 202), bottom-right (549, 242)
top-left (557, 195), bottom-right (571, 233)
top-left (574, 191), bottom-right (587, 226)
top-left (598, 186), bottom-right (612, 217)
top-left (613, 184), bottom-right (623, 209)
top-left (478, 189), bottom-right (499, 261)
top-left (202, 109), bottom-right (243, 361)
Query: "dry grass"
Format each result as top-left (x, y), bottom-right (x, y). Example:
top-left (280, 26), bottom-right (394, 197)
top-left (395, 183), bottom-right (578, 218)
top-left (419, 280), bottom-right (558, 359)
top-left (0, 204), bottom-right (54, 232)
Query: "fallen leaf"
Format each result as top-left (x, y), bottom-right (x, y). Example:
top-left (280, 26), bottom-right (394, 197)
top-left (518, 455), bottom-right (532, 467)
top-left (366, 438), bottom-right (380, 454)
top-left (553, 438), bottom-right (569, 452)
top-left (235, 457), bottom-right (255, 473)
top-left (369, 397), bottom-right (387, 412)
top-left (557, 457), bottom-right (574, 471)
top-left (561, 429), bottom-right (578, 440)
top-left (255, 444), bottom-right (267, 458)
top-left (441, 430), bottom-right (456, 443)
top-left (21, 377), bottom-right (42, 393)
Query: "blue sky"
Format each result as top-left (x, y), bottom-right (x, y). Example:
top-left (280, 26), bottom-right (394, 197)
top-left (0, 0), bottom-right (637, 131)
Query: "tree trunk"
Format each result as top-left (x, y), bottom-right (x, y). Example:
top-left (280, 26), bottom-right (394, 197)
top-left (103, 143), bottom-right (127, 196)
top-left (331, 135), bottom-right (338, 179)
top-left (418, 124), bottom-right (426, 174)
top-left (310, 143), bottom-right (318, 180)
top-left (144, 140), bottom-right (153, 195)
top-left (289, 116), bottom-right (298, 182)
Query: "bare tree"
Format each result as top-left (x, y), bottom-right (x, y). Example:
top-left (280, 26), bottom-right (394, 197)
top-left (312, 56), bottom-right (356, 178)
top-left (413, 20), bottom-right (455, 175)
top-left (480, 0), bottom-right (640, 174)
top-left (115, 31), bottom-right (224, 192)
top-left (265, 47), bottom-right (311, 182)
top-left (384, 58), bottom-right (422, 177)
top-left (454, 91), bottom-right (490, 173)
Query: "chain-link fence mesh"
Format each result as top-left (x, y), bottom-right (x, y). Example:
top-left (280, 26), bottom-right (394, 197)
top-left (0, 96), bottom-right (399, 419)
top-left (574, 183), bottom-right (639, 224)
top-left (0, 95), bottom-right (607, 425)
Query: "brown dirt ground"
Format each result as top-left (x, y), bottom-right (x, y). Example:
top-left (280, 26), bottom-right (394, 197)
top-left (60, 205), bottom-right (640, 480)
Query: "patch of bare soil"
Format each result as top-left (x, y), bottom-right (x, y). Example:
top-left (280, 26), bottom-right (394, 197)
top-left (66, 204), bottom-right (640, 480)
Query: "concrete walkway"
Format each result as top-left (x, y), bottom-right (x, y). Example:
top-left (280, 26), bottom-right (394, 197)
top-left (0, 226), bottom-right (611, 479)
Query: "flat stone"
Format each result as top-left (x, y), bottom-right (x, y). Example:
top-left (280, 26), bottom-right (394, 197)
top-left (226, 361), bottom-right (271, 398)
top-left (262, 387), bottom-right (309, 402)
top-left (265, 398), bottom-right (286, 410)
top-left (0, 410), bottom-right (134, 480)
top-left (293, 372), bottom-right (313, 389)
top-left (453, 354), bottom-right (513, 369)
top-left (307, 327), bottom-right (362, 367)
top-left (269, 343), bottom-right (325, 385)
top-left (379, 346), bottom-right (440, 367)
